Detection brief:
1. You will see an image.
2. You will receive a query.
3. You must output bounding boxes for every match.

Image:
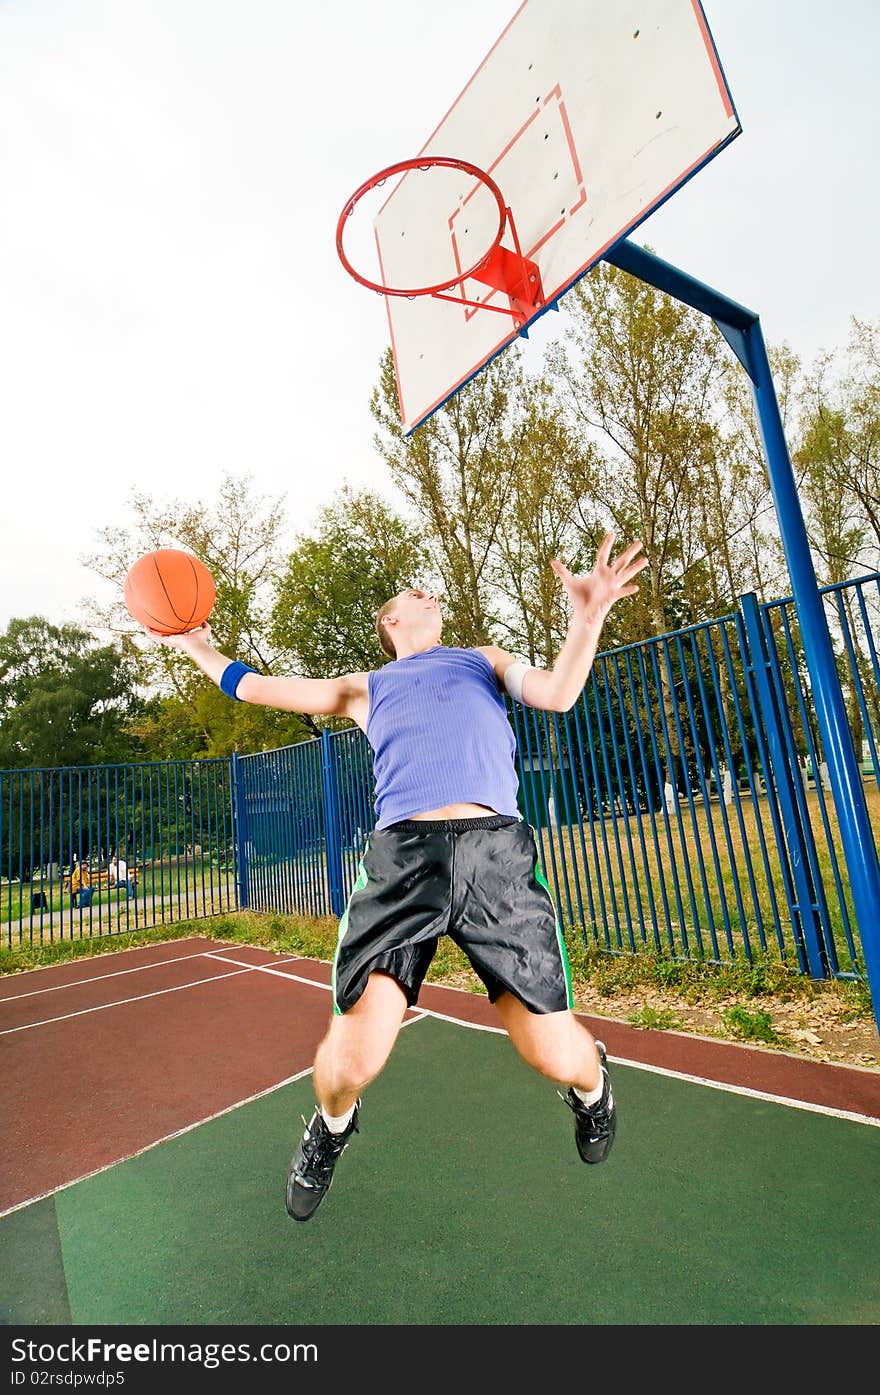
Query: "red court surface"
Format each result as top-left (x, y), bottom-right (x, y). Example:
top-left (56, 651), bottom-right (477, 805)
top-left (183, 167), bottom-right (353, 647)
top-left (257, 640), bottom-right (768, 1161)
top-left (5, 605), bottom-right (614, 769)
top-left (1, 936), bottom-right (878, 1217)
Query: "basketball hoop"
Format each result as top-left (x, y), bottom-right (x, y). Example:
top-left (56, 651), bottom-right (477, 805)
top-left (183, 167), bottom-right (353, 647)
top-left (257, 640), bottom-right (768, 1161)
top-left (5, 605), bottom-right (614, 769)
top-left (336, 156), bottom-right (544, 328)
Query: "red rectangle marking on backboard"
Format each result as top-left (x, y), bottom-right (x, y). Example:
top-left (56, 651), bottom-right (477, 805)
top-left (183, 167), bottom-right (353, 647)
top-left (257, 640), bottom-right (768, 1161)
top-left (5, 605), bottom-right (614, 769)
top-left (448, 84), bottom-right (586, 322)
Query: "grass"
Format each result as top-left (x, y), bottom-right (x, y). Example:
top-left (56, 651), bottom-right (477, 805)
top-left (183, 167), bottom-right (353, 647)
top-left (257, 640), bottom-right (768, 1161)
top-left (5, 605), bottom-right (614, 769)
top-left (1, 858), bottom-right (235, 925)
top-left (626, 1005), bottom-right (685, 1031)
top-left (1, 865), bottom-right (237, 956)
top-left (721, 1005), bottom-right (782, 1044)
top-left (533, 779), bottom-right (880, 975)
top-left (0, 920), bottom-right (224, 975)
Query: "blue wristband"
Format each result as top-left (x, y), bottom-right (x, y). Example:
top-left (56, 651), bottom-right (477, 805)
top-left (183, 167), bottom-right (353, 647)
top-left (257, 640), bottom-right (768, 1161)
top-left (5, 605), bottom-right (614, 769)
top-left (219, 661), bottom-right (256, 701)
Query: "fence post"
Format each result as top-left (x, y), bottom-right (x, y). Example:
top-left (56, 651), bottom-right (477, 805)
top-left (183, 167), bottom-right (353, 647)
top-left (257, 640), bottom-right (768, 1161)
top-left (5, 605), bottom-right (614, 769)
top-left (739, 592), bottom-right (828, 977)
top-left (0, 770), bottom-right (4, 950)
top-left (320, 729), bottom-right (346, 917)
top-left (231, 752), bottom-right (250, 911)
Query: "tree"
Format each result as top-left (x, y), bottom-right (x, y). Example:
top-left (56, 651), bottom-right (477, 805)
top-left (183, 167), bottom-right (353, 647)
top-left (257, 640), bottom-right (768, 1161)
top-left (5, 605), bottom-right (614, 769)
top-left (492, 377), bottom-right (600, 665)
top-left (795, 344), bottom-right (879, 756)
top-left (126, 686), bottom-right (313, 760)
top-left (842, 318), bottom-right (880, 554)
top-left (82, 473), bottom-right (312, 755)
top-left (371, 348), bottom-right (527, 647)
top-left (83, 473), bottom-right (286, 665)
top-left (271, 485), bottom-right (430, 678)
top-left (547, 257), bottom-right (791, 793)
top-left (549, 257), bottom-right (744, 636)
top-left (715, 344), bottom-right (799, 606)
top-left (797, 380), bottom-right (869, 587)
top-left (0, 618), bottom-right (144, 769)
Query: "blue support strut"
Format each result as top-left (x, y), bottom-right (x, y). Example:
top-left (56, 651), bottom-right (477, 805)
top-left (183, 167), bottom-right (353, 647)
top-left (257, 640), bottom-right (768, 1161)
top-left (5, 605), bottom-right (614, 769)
top-left (604, 240), bottom-right (880, 1033)
top-left (320, 729), bottom-right (346, 919)
top-left (231, 752), bottom-right (250, 911)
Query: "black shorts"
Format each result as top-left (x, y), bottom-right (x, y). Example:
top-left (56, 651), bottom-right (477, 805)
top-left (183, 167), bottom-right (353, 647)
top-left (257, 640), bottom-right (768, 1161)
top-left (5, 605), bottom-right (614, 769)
top-left (331, 815), bottom-right (574, 1016)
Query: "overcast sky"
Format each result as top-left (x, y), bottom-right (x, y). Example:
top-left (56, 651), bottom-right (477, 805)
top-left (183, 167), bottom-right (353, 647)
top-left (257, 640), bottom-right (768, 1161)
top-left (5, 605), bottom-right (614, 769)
top-left (1, 0), bottom-right (878, 631)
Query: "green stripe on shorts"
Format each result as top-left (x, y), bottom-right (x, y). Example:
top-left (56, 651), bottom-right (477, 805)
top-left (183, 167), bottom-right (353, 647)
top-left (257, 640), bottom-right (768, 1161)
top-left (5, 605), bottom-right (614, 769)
top-left (331, 843), bottom-right (371, 1015)
top-left (534, 863), bottom-right (574, 1010)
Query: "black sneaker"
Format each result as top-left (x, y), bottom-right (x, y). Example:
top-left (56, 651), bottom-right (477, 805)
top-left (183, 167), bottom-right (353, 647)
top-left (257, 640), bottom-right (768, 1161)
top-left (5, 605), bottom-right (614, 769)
top-left (285, 1102), bottom-right (360, 1222)
top-left (562, 1042), bottom-right (617, 1164)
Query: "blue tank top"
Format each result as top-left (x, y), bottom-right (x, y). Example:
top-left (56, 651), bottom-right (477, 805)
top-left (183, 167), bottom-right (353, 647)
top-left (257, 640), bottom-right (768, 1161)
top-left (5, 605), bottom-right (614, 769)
top-left (366, 646), bottom-right (521, 829)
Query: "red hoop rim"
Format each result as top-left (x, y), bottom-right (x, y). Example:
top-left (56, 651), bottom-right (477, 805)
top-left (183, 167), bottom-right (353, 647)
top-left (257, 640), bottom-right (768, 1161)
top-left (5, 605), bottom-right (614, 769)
top-left (335, 156), bottom-right (508, 298)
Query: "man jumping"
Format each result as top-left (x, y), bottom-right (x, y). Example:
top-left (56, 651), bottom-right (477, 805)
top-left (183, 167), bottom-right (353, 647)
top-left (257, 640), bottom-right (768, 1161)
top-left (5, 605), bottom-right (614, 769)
top-left (150, 532), bottom-right (648, 1221)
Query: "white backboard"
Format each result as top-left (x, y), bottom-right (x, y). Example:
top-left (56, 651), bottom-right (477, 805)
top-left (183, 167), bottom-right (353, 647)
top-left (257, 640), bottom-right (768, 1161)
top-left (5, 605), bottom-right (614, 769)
top-left (371, 0), bottom-right (740, 434)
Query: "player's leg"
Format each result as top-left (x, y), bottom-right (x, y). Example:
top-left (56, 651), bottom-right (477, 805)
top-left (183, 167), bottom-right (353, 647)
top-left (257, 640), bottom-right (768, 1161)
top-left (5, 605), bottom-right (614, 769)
top-left (492, 991), bottom-right (600, 1091)
top-left (450, 818), bottom-right (617, 1164)
top-left (286, 971), bottom-right (410, 1223)
top-left (492, 993), bottom-right (616, 1163)
top-left (287, 822), bottom-right (452, 1221)
top-left (313, 969), bottom-right (410, 1117)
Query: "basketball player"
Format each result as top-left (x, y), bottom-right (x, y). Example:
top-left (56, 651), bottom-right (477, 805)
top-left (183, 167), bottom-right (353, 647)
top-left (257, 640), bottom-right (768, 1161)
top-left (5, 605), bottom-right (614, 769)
top-left (149, 532), bottom-right (648, 1221)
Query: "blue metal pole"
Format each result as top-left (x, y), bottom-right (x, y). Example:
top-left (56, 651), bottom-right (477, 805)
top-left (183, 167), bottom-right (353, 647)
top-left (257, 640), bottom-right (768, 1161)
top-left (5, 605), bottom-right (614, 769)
top-left (320, 730), bottom-right (346, 919)
top-left (744, 324), bottom-right (880, 975)
top-left (604, 239), bottom-right (880, 1029)
top-left (740, 593), bottom-right (826, 976)
top-left (231, 752), bottom-right (250, 911)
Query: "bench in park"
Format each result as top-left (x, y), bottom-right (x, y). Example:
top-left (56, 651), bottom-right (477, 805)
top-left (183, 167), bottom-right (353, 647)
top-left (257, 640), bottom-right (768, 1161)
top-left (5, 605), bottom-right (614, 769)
top-left (61, 866), bottom-right (142, 893)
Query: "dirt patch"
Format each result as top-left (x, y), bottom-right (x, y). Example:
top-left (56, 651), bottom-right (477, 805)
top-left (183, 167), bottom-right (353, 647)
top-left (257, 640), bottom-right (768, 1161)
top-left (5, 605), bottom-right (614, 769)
top-left (574, 986), bottom-right (879, 1070)
top-left (428, 966), bottom-right (880, 1071)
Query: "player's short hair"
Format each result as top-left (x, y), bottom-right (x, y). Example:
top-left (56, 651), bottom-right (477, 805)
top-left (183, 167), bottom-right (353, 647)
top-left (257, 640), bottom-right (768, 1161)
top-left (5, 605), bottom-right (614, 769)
top-left (376, 596), bottom-right (399, 659)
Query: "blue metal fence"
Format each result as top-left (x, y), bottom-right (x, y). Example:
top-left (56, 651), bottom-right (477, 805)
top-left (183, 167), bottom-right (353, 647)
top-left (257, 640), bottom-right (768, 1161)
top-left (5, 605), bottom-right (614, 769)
top-left (231, 574), bottom-right (880, 988)
top-left (1, 758), bottom-right (237, 947)
top-left (234, 741), bottom-right (329, 919)
top-left (5, 576), bottom-right (879, 999)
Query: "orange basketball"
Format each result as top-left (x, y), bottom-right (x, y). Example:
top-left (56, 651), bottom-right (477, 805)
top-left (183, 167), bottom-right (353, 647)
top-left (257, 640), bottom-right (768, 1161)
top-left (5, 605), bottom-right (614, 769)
top-left (123, 549), bottom-right (216, 635)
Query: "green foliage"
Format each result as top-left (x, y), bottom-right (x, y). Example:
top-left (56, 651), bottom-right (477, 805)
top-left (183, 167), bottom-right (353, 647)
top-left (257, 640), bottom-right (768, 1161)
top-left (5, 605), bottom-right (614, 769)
top-left (794, 319), bottom-right (880, 584)
top-left (550, 258), bottom-right (734, 636)
top-left (562, 931), bottom-right (873, 1017)
top-left (493, 377), bottom-right (600, 664)
top-left (627, 1005), bottom-right (684, 1031)
top-left (84, 474), bottom-right (286, 666)
top-left (796, 400), bottom-right (868, 586)
top-left (371, 347), bottom-right (528, 647)
top-left (721, 1005), bottom-right (782, 1044)
top-left (207, 911), bottom-right (338, 959)
top-left (653, 958), bottom-right (690, 990)
top-left (270, 485), bottom-right (429, 676)
top-left (0, 616), bottom-right (144, 768)
top-left (82, 475), bottom-right (300, 757)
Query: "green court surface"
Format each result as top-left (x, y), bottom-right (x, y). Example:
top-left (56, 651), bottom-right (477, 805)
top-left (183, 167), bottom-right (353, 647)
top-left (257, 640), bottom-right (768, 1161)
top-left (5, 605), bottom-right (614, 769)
top-left (2, 1015), bottom-right (879, 1326)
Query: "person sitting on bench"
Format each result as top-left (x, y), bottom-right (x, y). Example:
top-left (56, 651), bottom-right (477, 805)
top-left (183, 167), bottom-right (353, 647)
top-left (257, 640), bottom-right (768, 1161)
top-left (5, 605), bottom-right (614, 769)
top-left (70, 861), bottom-right (94, 908)
top-left (109, 854), bottom-right (135, 897)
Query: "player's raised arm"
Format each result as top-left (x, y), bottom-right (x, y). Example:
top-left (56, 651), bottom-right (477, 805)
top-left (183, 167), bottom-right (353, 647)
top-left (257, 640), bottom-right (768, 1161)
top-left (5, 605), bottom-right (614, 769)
top-left (145, 622), bottom-right (369, 722)
top-left (479, 534), bottom-right (648, 713)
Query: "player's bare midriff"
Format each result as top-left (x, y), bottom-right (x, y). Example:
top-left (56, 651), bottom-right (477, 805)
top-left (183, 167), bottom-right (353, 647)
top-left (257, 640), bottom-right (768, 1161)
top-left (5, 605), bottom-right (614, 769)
top-left (409, 803), bottom-right (498, 820)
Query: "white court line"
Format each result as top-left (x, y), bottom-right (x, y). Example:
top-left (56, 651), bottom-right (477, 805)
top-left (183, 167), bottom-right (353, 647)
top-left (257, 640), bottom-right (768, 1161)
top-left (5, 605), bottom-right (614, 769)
top-left (373, 1003), bottom-right (880, 1128)
top-left (0, 945), bottom-right (253, 1003)
top-left (0, 1013), bottom-right (427, 1220)
top-left (205, 953), bottom-right (336, 992)
top-left (0, 935), bottom-right (230, 982)
top-left (0, 959), bottom-right (300, 1036)
top-left (416, 1005), bottom-right (507, 1034)
top-left (7, 946), bottom-right (876, 1129)
top-left (215, 969), bottom-right (880, 1127)
top-left (600, 1055), bottom-right (880, 1127)
top-left (0, 1065), bottom-right (315, 1220)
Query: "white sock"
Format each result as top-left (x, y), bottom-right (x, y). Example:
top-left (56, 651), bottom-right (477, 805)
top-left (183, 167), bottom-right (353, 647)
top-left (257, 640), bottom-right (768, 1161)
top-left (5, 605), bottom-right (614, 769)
top-left (573, 1076), bottom-right (606, 1108)
top-left (320, 1104), bottom-right (355, 1134)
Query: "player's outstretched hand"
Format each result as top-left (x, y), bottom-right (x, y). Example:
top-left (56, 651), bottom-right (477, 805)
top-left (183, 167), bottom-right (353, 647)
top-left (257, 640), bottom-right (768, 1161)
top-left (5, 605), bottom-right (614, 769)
top-left (143, 622), bottom-right (213, 653)
top-left (550, 533), bottom-right (648, 625)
